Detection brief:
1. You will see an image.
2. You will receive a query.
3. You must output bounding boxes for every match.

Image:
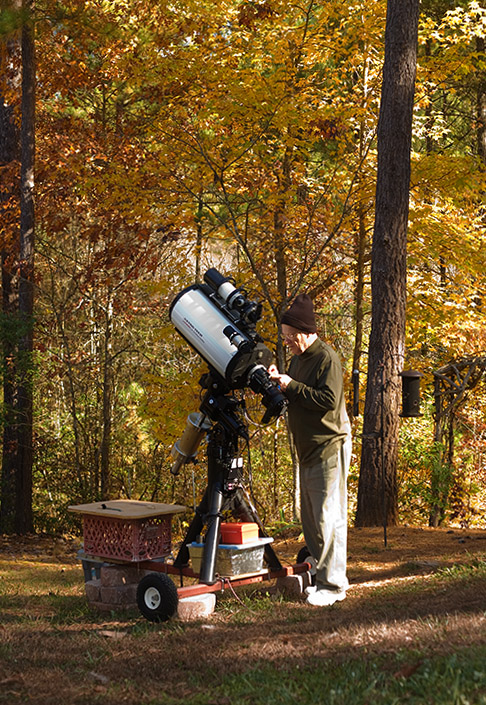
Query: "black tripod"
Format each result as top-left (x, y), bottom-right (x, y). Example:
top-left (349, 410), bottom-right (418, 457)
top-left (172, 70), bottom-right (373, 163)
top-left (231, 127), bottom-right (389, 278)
top-left (173, 374), bottom-right (282, 584)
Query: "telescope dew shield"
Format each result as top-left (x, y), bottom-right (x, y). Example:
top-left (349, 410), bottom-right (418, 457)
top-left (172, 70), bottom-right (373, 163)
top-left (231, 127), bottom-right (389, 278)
top-left (169, 285), bottom-right (271, 388)
top-left (170, 412), bottom-right (211, 475)
top-left (400, 370), bottom-right (423, 418)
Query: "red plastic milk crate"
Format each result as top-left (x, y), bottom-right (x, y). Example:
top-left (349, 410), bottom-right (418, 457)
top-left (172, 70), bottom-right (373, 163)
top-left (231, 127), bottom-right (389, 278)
top-left (69, 500), bottom-right (186, 563)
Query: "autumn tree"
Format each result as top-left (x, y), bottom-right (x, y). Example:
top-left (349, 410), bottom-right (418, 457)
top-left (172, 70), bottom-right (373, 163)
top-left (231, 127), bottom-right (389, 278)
top-left (30, 0), bottom-right (200, 522)
top-left (407, 1), bottom-right (486, 360)
top-left (404, 1), bottom-right (486, 525)
top-left (4, 0), bottom-right (485, 533)
top-left (355, 0), bottom-right (420, 527)
top-left (129, 0), bottom-right (391, 518)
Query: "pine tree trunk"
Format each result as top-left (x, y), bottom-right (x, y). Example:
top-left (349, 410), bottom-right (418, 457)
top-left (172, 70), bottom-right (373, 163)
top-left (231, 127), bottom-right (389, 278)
top-left (0, 257), bottom-right (19, 533)
top-left (355, 0), bottom-right (419, 527)
top-left (100, 300), bottom-right (113, 498)
top-left (0, 1), bottom-right (22, 534)
top-left (477, 37), bottom-right (486, 167)
top-left (15, 0), bottom-right (35, 533)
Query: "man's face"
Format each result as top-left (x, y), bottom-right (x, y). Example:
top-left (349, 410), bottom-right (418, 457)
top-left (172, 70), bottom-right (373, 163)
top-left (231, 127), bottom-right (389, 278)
top-left (281, 324), bottom-right (311, 355)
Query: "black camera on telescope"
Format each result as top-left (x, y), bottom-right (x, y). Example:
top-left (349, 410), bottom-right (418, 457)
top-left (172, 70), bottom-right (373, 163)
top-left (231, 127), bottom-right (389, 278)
top-left (169, 268), bottom-right (287, 426)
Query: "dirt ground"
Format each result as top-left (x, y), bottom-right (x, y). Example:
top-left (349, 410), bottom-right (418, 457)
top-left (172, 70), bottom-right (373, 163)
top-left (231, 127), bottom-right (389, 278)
top-left (1, 526), bottom-right (486, 704)
top-left (3, 523), bottom-right (486, 584)
top-left (2, 523), bottom-right (486, 605)
top-left (275, 524), bottom-right (486, 589)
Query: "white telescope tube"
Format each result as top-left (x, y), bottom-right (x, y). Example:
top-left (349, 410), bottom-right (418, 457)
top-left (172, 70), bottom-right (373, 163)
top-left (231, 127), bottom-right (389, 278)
top-left (170, 286), bottom-right (251, 382)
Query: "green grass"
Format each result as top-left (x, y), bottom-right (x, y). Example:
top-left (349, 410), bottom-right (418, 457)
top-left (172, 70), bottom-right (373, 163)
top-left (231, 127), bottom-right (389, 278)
top-left (0, 558), bottom-right (100, 625)
top-left (152, 648), bottom-right (486, 705)
top-left (435, 557), bottom-right (486, 579)
top-left (1, 544), bottom-right (486, 705)
top-left (361, 555), bottom-right (486, 602)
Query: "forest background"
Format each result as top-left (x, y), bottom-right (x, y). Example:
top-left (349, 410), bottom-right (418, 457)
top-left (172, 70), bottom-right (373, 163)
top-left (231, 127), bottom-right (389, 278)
top-left (0, 0), bottom-right (485, 537)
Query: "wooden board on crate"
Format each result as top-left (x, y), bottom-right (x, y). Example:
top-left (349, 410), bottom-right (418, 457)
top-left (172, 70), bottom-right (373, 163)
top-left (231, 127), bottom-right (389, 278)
top-left (68, 499), bottom-right (186, 519)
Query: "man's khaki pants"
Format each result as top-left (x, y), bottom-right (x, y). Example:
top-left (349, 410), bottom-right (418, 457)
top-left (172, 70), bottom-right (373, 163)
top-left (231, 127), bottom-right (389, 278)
top-left (299, 436), bottom-right (352, 593)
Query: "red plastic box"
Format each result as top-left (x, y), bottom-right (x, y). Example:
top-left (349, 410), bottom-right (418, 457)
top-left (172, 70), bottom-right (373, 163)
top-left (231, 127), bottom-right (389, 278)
top-left (220, 522), bottom-right (259, 545)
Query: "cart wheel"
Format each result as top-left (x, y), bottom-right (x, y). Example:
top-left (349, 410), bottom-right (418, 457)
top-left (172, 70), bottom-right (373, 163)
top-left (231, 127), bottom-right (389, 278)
top-left (296, 546), bottom-right (316, 586)
top-left (137, 573), bottom-right (179, 622)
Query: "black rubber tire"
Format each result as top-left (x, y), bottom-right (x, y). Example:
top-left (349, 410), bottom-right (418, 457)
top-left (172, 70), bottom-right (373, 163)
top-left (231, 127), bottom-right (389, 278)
top-left (296, 545), bottom-right (316, 586)
top-left (296, 546), bottom-right (311, 564)
top-left (136, 573), bottom-right (179, 622)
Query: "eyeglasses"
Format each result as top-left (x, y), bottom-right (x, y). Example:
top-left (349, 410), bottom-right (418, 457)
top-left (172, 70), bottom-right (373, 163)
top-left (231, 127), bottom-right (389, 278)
top-left (282, 332), bottom-right (299, 342)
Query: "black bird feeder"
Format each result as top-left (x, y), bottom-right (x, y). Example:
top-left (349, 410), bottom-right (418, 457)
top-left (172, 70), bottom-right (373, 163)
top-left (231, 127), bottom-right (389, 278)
top-left (400, 370), bottom-right (423, 418)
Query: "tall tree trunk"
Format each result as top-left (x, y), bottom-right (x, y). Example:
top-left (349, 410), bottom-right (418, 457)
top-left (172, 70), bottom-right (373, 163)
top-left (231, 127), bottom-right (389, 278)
top-left (477, 37), bottom-right (486, 168)
top-left (195, 193), bottom-right (203, 283)
top-left (351, 203), bottom-right (367, 415)
top-left (355, 0), bottom-right (419, 527)
top-left (273, 148), bottom-right (302, 520)
top-left (0, 256), bottom-right (19, 533)
top-left (15, 0), bottom-right (35, 533)
top-left (100, 299), bottom-right (113, 498)
top-left (351, 26), bottom-right (371, 415)
top-left (0, 0), bottom-right (22, 533)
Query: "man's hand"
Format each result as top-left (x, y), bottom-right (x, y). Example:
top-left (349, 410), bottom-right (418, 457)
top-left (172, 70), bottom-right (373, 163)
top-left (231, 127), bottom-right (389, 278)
top-left (268, 364), bottom-right (292, 391)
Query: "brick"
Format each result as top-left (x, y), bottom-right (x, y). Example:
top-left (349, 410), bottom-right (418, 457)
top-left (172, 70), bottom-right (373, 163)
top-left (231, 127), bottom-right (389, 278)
top-left (276, 571), bottom-right (312, 597)
top-left (100, 565), bottom-right (141, 587)
top-left (85, 578), bottom-right (101, 602)
top-left (100, 584), bottom-right (138, 606)
top-left (177, 593), bottom-right (216, 621)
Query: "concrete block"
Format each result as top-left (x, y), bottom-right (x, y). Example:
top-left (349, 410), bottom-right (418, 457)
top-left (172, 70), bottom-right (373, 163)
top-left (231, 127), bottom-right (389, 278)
top-left (100, 565), bottom-right (141, 587)
top-left (100, 584), bottom-right (138, 605)
top-left (276, 571), bottom-right (312, 597)
top-left (85, 578), bottom-right (101, 602)
top-left (177, 593), bottom-right (216, 621)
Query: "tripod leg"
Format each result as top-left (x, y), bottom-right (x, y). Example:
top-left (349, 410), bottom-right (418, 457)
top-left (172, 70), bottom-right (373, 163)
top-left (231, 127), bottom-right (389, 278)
top-left (232, 488), bottom-right (282, 571)
top-left (173, 488), bottom-right (209, 569)
top-left (199, 480), bottom-right (224, 584)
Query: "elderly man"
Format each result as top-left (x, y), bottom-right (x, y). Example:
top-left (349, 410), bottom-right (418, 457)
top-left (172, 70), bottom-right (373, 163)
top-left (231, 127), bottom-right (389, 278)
top-left (269, 294), bottom-right (352, 607)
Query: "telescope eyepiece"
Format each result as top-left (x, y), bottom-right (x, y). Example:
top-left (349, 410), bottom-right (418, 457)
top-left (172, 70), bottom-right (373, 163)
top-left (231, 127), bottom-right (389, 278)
top-left (223, 325), bottom-right (252, 353)
top-left (247, 364), bottom-right (288, 424)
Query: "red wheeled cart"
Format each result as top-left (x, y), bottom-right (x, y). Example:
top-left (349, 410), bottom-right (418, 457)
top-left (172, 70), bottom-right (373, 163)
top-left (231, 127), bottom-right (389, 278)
top-left (69, 499), bottom-right (310, 622)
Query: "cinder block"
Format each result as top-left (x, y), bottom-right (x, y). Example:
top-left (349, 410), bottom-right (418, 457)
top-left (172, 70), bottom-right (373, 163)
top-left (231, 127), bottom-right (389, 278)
top-left (276, 571), bottom-right (312, 597)
top-left (177, 593), bottom-right (216, 621)
top-left (100, 565), bottom-right (141, 587)
top-left (100, 584), bottom-right (138, 605)
top-left (85, 578), bottom-right (101, 602)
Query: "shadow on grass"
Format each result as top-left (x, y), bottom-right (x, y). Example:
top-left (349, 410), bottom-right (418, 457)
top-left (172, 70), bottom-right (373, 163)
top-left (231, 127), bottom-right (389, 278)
top-left (0, 565), bottom-right (485, 705)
